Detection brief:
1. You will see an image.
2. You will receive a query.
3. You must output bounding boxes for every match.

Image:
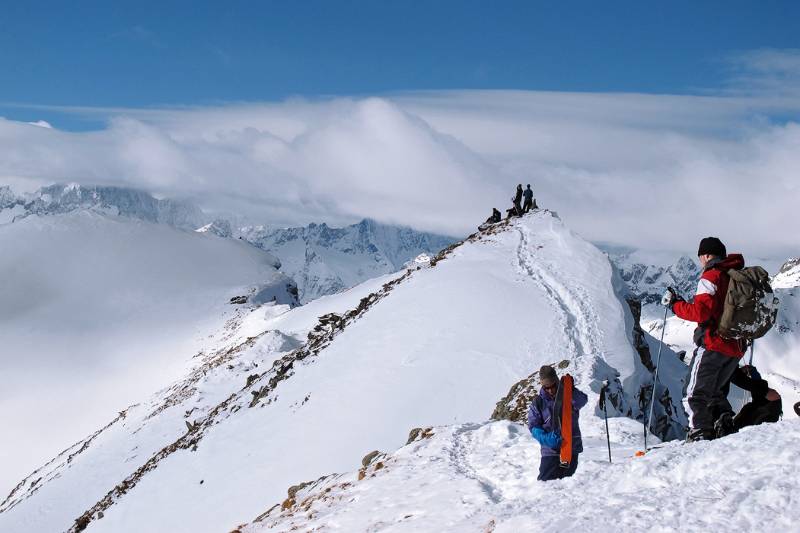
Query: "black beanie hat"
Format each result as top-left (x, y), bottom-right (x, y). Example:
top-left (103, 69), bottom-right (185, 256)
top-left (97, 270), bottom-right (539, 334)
top-left (539, 365), bottom-right (558, 386)
top-left (697, 237), bottom-right (726, 258)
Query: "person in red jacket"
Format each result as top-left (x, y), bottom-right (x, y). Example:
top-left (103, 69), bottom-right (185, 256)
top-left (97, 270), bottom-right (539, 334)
top-left (662, 237), bottom-right (746, 442)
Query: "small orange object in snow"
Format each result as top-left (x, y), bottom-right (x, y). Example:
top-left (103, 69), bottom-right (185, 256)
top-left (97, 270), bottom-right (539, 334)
top-left (635, 451), bottom-right (646, 457)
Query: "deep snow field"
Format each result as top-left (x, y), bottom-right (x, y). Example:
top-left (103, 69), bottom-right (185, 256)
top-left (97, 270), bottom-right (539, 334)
top-left (0, 210), bottom-right (295, 495)
top-left (246, 418), bottom-right (800, 532)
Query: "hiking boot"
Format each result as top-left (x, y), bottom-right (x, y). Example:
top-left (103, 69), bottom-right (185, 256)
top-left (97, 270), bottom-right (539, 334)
top-left (686, 428), bottom-right (715, 442)
top-left (714, 412), bottom-right (737, 438)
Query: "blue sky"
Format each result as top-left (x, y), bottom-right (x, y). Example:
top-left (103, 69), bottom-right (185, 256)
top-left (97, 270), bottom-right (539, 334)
top-left (1, 2), bottom-right (799, 255)
top-left (2, 1), bottom-right (799, 129)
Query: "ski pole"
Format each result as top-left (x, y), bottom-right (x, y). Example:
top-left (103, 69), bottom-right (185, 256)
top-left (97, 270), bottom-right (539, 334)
top-left (600, 380), bottom-right (612, 463)
top-left (645, 306), bottom-right (669, 451)
top-left (739, 341), bottom-right (756, 412)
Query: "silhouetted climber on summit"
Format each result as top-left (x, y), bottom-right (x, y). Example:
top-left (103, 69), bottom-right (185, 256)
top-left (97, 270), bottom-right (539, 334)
top-left (486, 208), bottom-right (502, 224)
top-left (514, 184), bottom-right (523, 209)
top-left (523, 184), bottom-right (535, 213)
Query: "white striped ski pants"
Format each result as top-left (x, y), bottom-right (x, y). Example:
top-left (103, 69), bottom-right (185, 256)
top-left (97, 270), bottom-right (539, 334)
top-left (683, 347), bottom-right (740, 431)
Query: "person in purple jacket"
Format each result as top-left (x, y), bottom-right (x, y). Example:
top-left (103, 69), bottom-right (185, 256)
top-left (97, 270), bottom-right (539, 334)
top-left (527, 365), bottom-right (588, 481)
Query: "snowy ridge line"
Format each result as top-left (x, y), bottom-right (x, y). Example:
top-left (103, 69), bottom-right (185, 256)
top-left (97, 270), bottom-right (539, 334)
top-left (516, 223), bottom-right (601, 365)
top-left (65, 219), bottom-right (490, 532)
top-left (0, 407), bottom-right (134, 513)
top-left (142, 328), bottom-right (273, 424)
top-left (513, 220), bottom-right (612, 406)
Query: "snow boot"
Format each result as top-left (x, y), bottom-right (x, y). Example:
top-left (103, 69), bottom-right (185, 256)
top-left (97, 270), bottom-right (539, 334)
top-left (686, 428), bottom-right (715, 442)
top-left (714, 412), bottom-right (737, 438)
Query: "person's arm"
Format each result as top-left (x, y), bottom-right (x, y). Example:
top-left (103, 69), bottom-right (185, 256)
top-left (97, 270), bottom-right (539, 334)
top-left (572, 387), bottom-right (588, 410)
top-left (527, 398), bottom-right (543, 431)
top-left (673, 272), bottom-right (719, 324)
top-left (528, 397), bottom-right (561, 448)
top-left (730, 366), bottom-right (769, 398)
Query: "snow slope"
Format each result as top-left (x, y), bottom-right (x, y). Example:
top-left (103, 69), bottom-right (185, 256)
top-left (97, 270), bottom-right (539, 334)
top-left (0, 211), bottom-right (684, 532)
top-left (0, 211), bottom-right (296, 496)
top-left (247, 418), bottom-right (800, 532)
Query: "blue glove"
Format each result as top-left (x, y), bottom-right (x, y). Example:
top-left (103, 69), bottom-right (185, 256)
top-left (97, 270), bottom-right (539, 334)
top-left (531, 428), bottom-right (562, 449)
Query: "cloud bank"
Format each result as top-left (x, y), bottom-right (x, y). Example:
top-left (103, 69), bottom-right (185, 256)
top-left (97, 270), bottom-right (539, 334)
top-left (2, 52), bottom-right (799, 258)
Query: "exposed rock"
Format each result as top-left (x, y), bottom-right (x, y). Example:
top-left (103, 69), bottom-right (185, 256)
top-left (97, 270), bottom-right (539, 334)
top-left (406, 427), bottom-right (435, 445)
top-left (490, 360), bottom-right (569, 424)
top-left (361, 450), bottom-right (383, 468)
top-left (627, 299), bottom-right (654, 372)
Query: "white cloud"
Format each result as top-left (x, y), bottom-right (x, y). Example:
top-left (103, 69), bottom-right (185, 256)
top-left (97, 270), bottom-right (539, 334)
top-left (1, 83), bottom-right (799, 259)
top-left (724, 48), bottom-right (800, 99)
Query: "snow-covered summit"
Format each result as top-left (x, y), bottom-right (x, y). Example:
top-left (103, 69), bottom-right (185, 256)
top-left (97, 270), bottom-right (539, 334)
top-left (195, 218), bottom-right (234, 239)
top-left (0, 210), bottom-right (685, 532)
top-left (773, 257), bottom-right (800, 289)
top-left (240, 218), bottom-right (455, 302)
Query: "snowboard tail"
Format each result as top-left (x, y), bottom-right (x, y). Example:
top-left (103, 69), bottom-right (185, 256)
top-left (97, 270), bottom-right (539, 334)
top-left (559, 374), bottom-right (574, 467)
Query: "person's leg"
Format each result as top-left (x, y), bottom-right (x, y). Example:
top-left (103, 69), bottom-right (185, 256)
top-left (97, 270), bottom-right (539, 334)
top-left (684, 348), bottom-right (730, 437)
top-left (711, 356), bottom-right (740, 437)
top-left (711, 356), bottom-right (739, 416)
top-left (538, 455), bottom-right (562, 481)
top-left (560, 454), bottom-right (580, 478)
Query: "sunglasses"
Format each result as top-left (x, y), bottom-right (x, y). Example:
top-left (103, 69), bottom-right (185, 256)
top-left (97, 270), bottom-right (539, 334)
top-left (542, 383), bottom-right (558, 392)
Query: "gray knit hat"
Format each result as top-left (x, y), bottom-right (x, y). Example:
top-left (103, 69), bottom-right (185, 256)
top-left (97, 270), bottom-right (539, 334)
top-left (539, 365), bottom-right (558, 386)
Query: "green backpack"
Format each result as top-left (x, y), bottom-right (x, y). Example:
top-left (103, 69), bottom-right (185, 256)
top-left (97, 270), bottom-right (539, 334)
top-left (717, 266), bottom-right (779, 341)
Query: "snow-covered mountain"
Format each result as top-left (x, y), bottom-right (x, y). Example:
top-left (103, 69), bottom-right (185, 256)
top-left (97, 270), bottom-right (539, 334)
top-left (0, 183), bottom-right (208, 230)
top-left (239, 219), bottom-right (456, 303)
top-left (601, 245), bottom-right (701, 306)
top-left (0, 211), bottom-right (688, 532)
top-left (1, 184), bottom-right (456, 304)
top-left (0, 209), bottom-right (297, 498)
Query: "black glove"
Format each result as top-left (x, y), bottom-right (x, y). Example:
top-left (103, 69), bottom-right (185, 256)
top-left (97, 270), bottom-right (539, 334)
top-left (661, 287), bottom-right (683, 309)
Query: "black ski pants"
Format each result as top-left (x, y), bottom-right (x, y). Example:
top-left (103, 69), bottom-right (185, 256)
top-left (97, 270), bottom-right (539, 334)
top-left (523, 198), bottom-right (533, 213)
top-left (538, 454), bottom-right (579, 481)
top-left (684, 348), bottom-right (740, 431)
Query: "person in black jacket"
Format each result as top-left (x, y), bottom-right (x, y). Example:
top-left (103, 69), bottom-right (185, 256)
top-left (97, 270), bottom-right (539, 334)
top-left (714, 365), bottom-right (782, 437)
top-left (485, 208), bottom-right (501, 224)
top-left (523, 184), bottom-right (535, 213)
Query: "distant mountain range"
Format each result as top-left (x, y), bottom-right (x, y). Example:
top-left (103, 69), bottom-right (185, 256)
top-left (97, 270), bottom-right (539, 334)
top-left (0, 183), bottom-right (207, 230)
top-left (600, 245), bottom-right (701, 306)
top-left (0, 184), bottom-right (457, 303)
top-left (240, 219), bottom-right (455, 302)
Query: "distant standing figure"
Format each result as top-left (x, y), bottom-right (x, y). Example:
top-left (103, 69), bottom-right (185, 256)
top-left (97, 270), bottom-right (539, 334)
top-left (523, 184), bottom-right (534, 213)
top-left (512, 185), bottom-right (523, 218)
top-left (527, 365), bottom-right (588, 481)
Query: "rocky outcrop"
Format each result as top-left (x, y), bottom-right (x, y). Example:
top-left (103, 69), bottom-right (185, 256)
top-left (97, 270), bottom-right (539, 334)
top-left (490, 360), bottom-right (570, 424)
